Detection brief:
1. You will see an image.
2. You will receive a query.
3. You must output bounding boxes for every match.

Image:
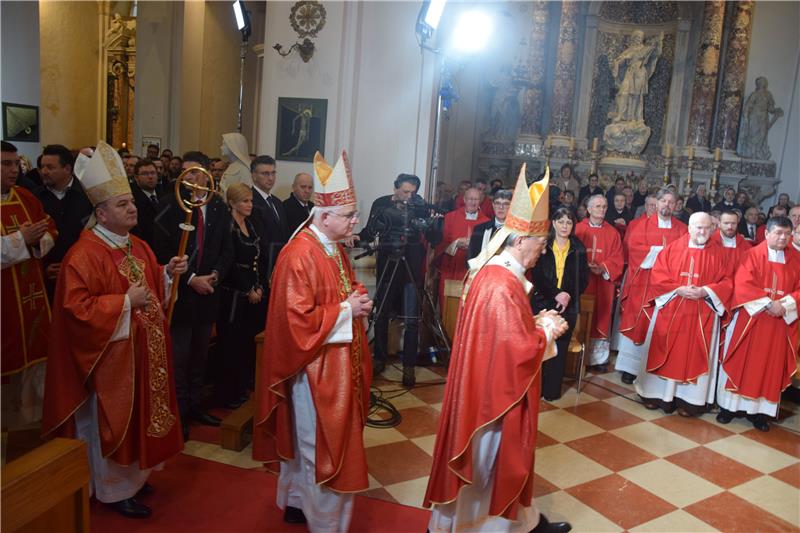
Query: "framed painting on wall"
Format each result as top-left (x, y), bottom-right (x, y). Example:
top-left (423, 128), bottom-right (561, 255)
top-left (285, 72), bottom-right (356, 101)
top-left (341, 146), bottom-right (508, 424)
top-left (2, 102), bottom-right (39, 143)
top-left (275, 97), bottom-right (327, 163)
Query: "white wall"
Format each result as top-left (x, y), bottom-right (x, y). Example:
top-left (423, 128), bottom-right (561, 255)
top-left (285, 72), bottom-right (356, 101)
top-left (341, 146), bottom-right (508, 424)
top-left (747, 1), bottom-right (800, 204)
top-left (257, 1), bottom-right (437, 219)
top-left (0, 1), bottom-right (41, 161)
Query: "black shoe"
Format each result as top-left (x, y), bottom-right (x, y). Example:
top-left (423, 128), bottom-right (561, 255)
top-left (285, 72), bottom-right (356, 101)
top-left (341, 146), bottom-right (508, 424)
top-left (749, 414), bottom-right (770, 432)
top-left (621, 372), bottom-right (636, 385)
top-left (283, 506), bottom-right (307, 524)
top-left (107, 498), bottom-right (152, 519)
top-left (190, 410), bottom-right (221, 426)
top-left (716, 409), bottom-right (734, 424)
top-left (402, 366), bottom-right (416, 388)
top-left (136, 483), bottom-right (154, 498)
top-left (530, 514), bottom-right (572, 533)
top-left (373, 359), bottom-right (386, 378)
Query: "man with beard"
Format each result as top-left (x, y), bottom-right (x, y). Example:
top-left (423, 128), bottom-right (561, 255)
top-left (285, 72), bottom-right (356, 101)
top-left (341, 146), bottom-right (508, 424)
top-left (710, 210), bottom-right (752, 263)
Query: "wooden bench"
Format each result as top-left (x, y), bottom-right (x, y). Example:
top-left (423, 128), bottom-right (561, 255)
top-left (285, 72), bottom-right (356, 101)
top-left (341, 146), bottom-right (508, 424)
top-left (2, 438), bottom-right (90, 533)
top-left (220, 332), bottom-right (262, 451)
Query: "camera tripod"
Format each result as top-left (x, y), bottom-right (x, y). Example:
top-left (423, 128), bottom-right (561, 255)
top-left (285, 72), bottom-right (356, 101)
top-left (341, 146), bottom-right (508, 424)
top-left (367, 251), bottom-right (451, 368)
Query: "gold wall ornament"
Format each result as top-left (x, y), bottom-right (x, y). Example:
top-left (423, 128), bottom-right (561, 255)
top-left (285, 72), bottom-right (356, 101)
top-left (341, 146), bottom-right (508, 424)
top-left (273, 1), bottom-right (326, 63)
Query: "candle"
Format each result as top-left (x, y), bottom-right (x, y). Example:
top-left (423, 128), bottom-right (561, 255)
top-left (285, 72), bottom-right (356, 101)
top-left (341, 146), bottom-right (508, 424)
top-left (592, 137), bottom-right (599, 152)
top-left (665, 144), bottom-right (672, 158)
top-left (546, 136), bottom-right (552, 149)
top-left (569, 137), bottom-right (576, 151)
top-left (714, 147), bottom-right (722, 161)
top-left (688, 146), bottom-right (695, 160)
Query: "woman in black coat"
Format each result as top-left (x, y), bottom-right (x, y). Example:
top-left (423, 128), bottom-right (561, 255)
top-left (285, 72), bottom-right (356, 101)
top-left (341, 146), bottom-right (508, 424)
top-left (531, 207), bottom-right (589, 400)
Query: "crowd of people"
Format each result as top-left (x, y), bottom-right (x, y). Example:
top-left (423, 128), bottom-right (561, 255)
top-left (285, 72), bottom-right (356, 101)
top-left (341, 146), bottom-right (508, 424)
top-left (2, 139), bottom-right (798, 531)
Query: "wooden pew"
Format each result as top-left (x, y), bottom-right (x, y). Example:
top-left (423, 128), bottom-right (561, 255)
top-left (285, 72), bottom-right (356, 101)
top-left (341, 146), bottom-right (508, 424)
top-left (220, 332), bottom-right (262, 451)
top-left (1, 438), bottom-right (90, 533)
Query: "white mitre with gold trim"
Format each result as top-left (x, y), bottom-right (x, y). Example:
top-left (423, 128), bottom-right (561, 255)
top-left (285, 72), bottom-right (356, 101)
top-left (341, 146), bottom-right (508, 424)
top-left (74, 140), bottom-right (131, 206)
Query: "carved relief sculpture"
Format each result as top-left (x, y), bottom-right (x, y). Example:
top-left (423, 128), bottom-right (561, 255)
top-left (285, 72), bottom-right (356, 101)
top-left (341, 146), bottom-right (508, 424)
top-left (739, 77), bottom-right (783, 160)
top-left (603, 30), bottom-right (664, 153)
top-left (483, 65), bottom-right (521, 141)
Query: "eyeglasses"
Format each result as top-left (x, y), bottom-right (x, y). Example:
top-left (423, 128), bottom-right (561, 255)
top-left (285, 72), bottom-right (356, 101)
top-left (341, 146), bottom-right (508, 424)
top-left (330, 211), bottom-right (359, 220)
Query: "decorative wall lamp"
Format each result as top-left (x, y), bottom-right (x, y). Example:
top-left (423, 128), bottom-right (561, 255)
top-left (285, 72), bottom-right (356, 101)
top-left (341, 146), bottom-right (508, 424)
top-left (273, 1), bottom-right (326, 63)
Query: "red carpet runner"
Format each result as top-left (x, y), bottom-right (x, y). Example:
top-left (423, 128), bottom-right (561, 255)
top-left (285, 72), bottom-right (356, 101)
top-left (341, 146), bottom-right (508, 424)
top-left (91, 453), bottom-right (431, 532)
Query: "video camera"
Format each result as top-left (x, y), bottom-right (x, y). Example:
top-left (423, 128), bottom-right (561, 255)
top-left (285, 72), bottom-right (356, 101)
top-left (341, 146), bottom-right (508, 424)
top-left (356, 195), bottom-right (444, 259)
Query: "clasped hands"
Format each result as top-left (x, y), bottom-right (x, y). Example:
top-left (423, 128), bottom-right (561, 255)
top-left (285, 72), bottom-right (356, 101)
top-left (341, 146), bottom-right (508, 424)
top-left (347, 290), bottom-right (373, 318)
top-left (19, 219), bottom-right (49, 245)
top-left (675, 285), bottom-right (707, 300)
top-left (766, 300), bottom-right (786, 317)
top-left (127, 255), bottom-right (190, 307)
top-left (536, 309), bottom-right (570, 339)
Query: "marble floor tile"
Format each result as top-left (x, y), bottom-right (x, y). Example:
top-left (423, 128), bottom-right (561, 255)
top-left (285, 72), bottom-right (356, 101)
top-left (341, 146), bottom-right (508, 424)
top-left (604, 395), bottom-right (670, 421)
top-left (363, 426), bottom-right (408, 448)
top-left (376, 390), bottom-right (428, 410)
top-left (664, 446), bottom-right (762, 489)
top-left (537, 409), bottom-right (605, 443)
top-left (769, 462), bottom-right (800, 489)
top-left (383, 476), bottom-right (429, 509)
top-left (566, 399), bottom-right (645, 431)
top-left (394, 406), bottom-right (441, 439)
top-left (365, 440), bottom-right (433, 486)
top-left (408, 383), bottom-right (446, 404)
top-left (566, 432), bottom-right (657, 472)
top-left (410, 435), bottom-right (436, 456)
top-left (739, 426), bottom-right (800, 457)
top-left (619, 459), bottom-right (723, 508)
top-left (533, 473), bottom-right (559, 497)
top-left (630, 509), bottom-right (720, 532)
top-left (544, 387), bottom-right (599, 409)
top-left (684, 491), bottom-right (798, 533)
top-left (729, 475), bottom-right (800, 525)
top-left (650, 414), bottom-right (734, 444)
top-left (705, 434), bottom-right (797, 474)
top-left (536, 431), bottom-right (559, 449)
top-left (534, 444), bottom-right (612, 489)
top-left (360, 486), bottom-right (399, 505)
top-left (566, 473), bottom-right (677, 530)
top-left (585, 375), bottom-right (638, 397)
top-left (612, 422), bottom-right (697, 458)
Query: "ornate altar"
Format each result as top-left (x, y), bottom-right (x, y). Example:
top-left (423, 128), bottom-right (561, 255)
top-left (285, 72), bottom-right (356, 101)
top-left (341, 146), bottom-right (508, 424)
top-left (104, 13), bottom-right (136, 149)
top-left (457, 1), bottom-right (781, 204)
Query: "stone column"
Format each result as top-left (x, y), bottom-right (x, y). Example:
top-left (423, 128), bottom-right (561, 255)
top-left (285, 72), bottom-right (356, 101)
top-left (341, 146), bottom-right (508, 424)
top-left (713, 0), bottom-right (754, 151)
top-left (549, 0), bottom-right (579, 137)
top-left (519, 1), bottom-right (549, 137)
top-left (686, 1), bottom-right (725, 148)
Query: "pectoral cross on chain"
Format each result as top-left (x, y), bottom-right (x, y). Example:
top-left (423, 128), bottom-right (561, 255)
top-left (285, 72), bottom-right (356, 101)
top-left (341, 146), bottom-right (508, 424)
top-left (679, 257), bottom-right (699, 287)
top-left (21, 283), bottom-right (46, 311)
top-left (589, 235), bottom-right (603, 264)
top-left (763, 273), bottom-right (785, 300)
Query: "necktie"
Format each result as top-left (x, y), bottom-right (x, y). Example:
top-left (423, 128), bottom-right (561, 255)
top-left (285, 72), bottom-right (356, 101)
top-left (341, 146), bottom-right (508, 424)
top-left (150, 194), bottom-right (159, 208)
top-left (749, 225), bottom-right (754, 239)
top-left (267, 196), bottom-right (280, 223)
top-left (195, 207), bottom-right (205, 269)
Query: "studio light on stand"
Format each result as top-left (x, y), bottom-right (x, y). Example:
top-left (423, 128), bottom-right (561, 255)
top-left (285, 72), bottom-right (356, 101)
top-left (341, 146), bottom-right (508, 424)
top-left (233, 0), bottom-right (252, 133)
top-left (420, 5), bottom-right (493, 203)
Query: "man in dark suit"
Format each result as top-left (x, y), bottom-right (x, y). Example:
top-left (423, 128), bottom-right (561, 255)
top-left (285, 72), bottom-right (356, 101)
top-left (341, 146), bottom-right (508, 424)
top-left (467, 188), bottom-right (512, 261)
top-left (250, 155), bottom-right (289, 276)
top-left (283, 171), bottom-right (314, 235)
top-left (28, 144), bottom-right (93, 298)
top-left (578, 173), bottom-right (603, 205)
top-left (153, 151), bottom-right (234, 440)
top-left (130, 158), bottom-right (164, 248)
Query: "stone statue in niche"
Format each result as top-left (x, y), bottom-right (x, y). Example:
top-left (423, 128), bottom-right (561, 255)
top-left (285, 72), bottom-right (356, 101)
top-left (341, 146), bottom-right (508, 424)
top-left (483, 66), bottom-right (522, 141)
top-left (603, 30), bottom-right (664, 154)
top-left (739, 77), bottom-right (783, 160)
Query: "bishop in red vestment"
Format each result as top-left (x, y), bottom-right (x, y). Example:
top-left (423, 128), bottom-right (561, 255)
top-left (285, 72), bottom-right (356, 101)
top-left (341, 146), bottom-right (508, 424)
top-left (436, 188), bottom-right (489, 304)
top-left (426, 166), bottom-right (572, 533)
top-left (252, 151), bottom-right (373, 531)
top-left (574, 195), bottom-right (624, 367)
top-left (717, 217), bottom-right (799, 432)
top-left (42, 141), bottom-right (186, 518)
top-left (615, 190), bottom-right (687, 381)
top-left (2, 141), bottom-right (57, 428)
top-left (636, 214), bottom-right (734, 415)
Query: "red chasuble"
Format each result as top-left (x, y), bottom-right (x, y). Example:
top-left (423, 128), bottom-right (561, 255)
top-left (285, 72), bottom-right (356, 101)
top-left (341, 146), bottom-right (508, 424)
top-left (722, 242), bottom-right (800, 403)
top-left (1, 186), bottom-right (57, 375)
top-left (619, 215), bottom-right (687, 344)
top-left (436, 208), bottom-right (489, 303)
top-left (709, 231), bottom-right (751, 264)
top-left (424, 265), bottom-right (548, 519)
top-left (42, 231), bottom-right (182, 468)
top-left (645, 237), bottom-right (733, 382)
top-left (575, 219), bottom-right (624, 339)
top-left (252, 229), bottom-right (372, 493)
